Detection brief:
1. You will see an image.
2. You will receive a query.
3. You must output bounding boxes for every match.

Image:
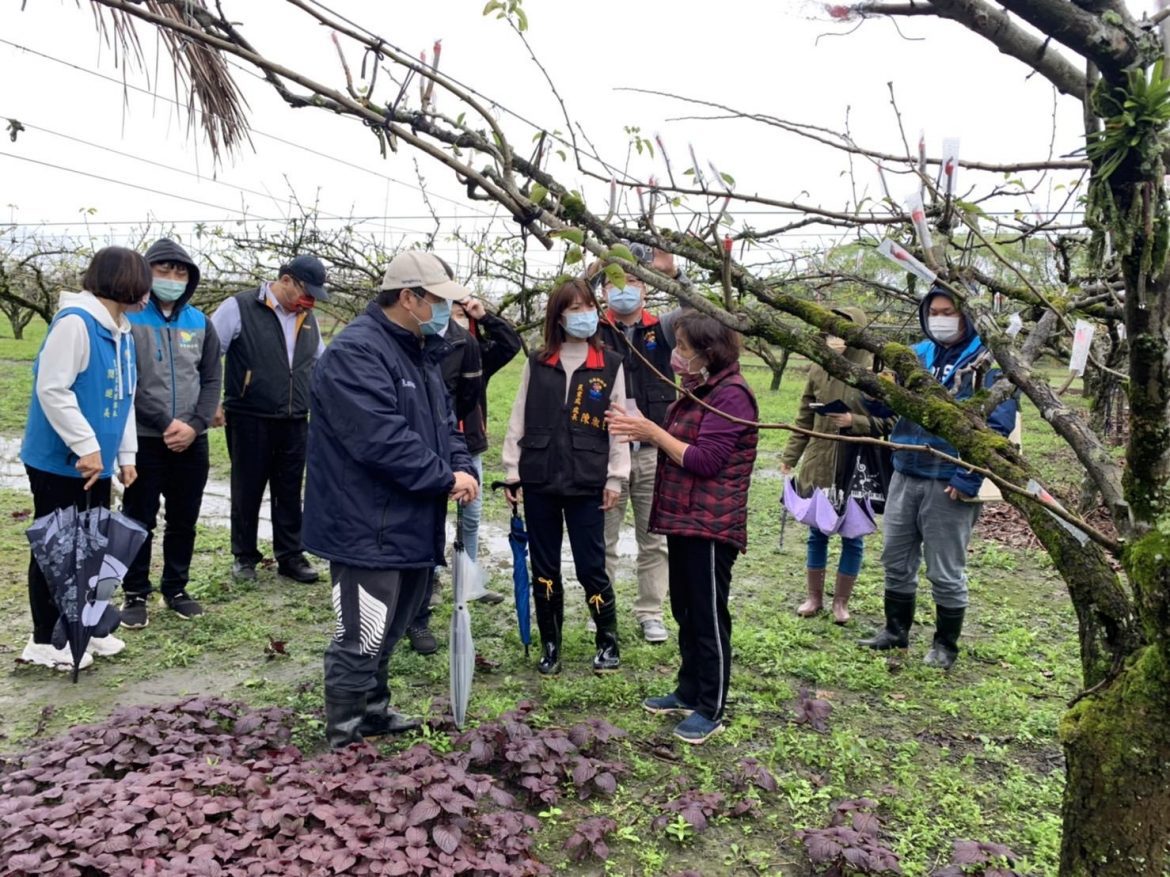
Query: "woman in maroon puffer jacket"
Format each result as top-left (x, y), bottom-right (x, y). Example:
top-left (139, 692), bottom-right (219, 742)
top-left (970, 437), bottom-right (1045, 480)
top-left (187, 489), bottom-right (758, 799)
top-left (607, 311), bottom-right (758, 745)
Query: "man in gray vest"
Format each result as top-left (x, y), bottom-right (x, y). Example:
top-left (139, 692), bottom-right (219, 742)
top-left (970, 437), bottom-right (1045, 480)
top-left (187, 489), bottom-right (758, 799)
top-left (210, 255), bottom-right (328, 583)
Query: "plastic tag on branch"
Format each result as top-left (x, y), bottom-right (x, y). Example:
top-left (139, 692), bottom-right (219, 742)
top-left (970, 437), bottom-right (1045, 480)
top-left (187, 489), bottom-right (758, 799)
top-left (1027, 479), bottom-right (1090, 546)
top-left (876, 238), bottom-right (937, 285)
top-left (904, 191), bottom-right (933, 250)
top-left (1068, 319), bottom-right (1095, 376)
top-left (1006, 312), bottom-right (1023, 338)
top-left (941, 137), bottom-right (961, 197)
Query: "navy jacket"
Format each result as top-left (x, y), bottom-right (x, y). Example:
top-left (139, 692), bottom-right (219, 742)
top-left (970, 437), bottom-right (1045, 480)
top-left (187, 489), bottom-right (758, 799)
top-left (303, 303), bottom-right (475, 569)
top-left (885, 289), bottom-right (1018, 497)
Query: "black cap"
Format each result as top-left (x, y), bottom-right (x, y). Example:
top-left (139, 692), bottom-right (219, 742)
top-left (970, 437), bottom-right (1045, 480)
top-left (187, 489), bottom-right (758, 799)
top-left (281, 254), bottom-right (330, 302)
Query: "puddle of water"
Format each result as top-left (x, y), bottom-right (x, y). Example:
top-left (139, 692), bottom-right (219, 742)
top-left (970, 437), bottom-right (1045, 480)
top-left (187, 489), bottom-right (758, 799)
top-left (1, 435), bottom-right (640, 579)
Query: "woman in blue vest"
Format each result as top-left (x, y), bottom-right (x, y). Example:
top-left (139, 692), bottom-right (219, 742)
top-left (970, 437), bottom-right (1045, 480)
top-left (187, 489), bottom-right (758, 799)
top-left (502, 279), bottom-right (630, 676)
top-left (19, 247), bottom-right (150, 671)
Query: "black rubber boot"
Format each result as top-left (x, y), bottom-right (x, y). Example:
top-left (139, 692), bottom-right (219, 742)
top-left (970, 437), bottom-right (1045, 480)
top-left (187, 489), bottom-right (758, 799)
top-left (589, 589), bottom-right (621, 674)
top-left (534, 576), bottom-right (563, 675)
top-left (858, 591), bottom-right (916, 650)
top-left (359, 664), bottom-right (422, 736)
top-left (923, 605), bottom-right (965, 671)
top-left (537, 640), bottom-right (562, 676)
top-left (325, 695), bottom-right (367, 750)
top-left (592, 631), bottom-right (621, 673)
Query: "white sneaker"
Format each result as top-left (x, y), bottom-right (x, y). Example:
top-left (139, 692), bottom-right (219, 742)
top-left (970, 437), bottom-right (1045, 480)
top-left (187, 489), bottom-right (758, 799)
top-left (87, 635), bottom-right (126, 657)
top-left (641, 619), bottom-right (668, 644)
top-left (20, 637), bottom-right (94, 672)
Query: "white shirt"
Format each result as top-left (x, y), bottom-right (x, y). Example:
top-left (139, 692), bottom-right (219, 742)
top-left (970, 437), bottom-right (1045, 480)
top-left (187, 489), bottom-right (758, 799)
top-left (211, 283), bottom-right (326, 367)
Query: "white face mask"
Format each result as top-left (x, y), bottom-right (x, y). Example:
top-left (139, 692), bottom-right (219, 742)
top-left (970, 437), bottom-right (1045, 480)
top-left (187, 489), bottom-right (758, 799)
top-left (928, 315), bottom-right (962, 343)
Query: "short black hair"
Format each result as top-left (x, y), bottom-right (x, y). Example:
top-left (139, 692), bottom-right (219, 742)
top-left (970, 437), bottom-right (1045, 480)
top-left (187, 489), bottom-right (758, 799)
top-left (375, 286), bottom-right (426, 309)
top-left (82, 247), bottom-right (152, 305)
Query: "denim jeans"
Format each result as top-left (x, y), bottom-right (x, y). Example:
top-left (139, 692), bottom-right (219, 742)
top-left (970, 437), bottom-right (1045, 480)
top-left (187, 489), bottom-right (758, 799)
top-left (806, 527), bottom-right (864, 576)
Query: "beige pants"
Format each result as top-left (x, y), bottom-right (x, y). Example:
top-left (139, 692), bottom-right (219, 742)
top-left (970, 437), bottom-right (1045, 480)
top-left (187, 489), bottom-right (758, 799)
top-left (604, 444), bottom-right (669, 622)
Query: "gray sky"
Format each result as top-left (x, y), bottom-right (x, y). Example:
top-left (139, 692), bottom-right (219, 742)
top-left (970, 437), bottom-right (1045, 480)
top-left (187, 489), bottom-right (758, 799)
top-left (1, 0), bottom-right (1155, 278)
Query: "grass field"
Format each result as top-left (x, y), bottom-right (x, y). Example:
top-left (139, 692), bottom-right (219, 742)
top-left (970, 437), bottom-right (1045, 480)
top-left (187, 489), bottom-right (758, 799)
top-left (0, 314), bottom-right (1090, 876)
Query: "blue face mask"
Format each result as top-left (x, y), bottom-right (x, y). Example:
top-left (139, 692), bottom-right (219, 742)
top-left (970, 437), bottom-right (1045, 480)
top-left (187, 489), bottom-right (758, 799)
top-left (413, 294), bottom-right (451, 336)
top-left (563, 310), bottom-right (599, 339)
top-left (607, 285), bottom-right (642, 315)
top-left (152, 278), bottom-right (186, 302)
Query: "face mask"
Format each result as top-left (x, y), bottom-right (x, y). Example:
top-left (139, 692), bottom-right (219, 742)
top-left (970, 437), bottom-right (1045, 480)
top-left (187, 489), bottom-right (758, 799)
top-left (151, 278), bottom-right (186, 302)
top-left (825, 335), bottom-right (847, 354)
top-left (563, 310), bottom-right (599, 339)
top-left (671, 349), bottom-right (701, 375)
top-left (928, 315), bottom-right (961, 342)
top-left (294, 294), bottom-right (317, 312)
top-left (607, 285), bottom-right (642, 315)
top-left (413, 296), bottom-right (451, 336)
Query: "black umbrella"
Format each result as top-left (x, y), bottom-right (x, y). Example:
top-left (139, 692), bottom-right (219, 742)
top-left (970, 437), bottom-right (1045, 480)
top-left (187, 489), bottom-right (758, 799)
top-left (26, 502), bottom-right (147, 682)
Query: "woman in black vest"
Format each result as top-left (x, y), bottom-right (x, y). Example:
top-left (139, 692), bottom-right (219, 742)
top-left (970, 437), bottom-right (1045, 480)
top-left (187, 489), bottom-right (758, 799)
top-left (502, 279), bottom-right (630, 675)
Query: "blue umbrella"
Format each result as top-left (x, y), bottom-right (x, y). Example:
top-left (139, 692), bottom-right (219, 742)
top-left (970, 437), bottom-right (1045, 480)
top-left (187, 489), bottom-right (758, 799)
top-left (492, 481), bottom-right (531, 656)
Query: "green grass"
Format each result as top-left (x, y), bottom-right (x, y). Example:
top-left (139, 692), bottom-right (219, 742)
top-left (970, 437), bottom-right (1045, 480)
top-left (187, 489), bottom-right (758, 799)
top-left (0, 338), bottom-right (1087, 876)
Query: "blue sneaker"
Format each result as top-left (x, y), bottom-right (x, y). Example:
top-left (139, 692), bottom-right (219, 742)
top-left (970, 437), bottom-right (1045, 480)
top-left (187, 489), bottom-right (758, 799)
top-left (673, 712), bottom-right (723, 745)
top-left (642, 692), bottom-right (695, 716)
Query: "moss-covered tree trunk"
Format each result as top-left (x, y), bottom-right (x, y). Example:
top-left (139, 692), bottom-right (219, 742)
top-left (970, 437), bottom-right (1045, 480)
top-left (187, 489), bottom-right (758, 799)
top-left (1059, 645), bottom-right (1170, 875)
top-left (1057, 63), bottom-right (1170, 875)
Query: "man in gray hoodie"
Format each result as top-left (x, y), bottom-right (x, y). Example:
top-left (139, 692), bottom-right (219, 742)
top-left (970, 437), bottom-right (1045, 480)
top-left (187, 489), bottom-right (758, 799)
top-left (121, 239), bottom-right (222, 628)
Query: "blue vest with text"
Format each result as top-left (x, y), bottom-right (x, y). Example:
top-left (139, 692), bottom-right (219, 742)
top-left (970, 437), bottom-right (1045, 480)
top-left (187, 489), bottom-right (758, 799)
top-left (21, 308), bottom-right (137, 478)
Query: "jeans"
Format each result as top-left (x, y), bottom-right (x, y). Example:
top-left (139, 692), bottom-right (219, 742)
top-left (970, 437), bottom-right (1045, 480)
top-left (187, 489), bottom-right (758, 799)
top-left (806, 527), bottom-right (864, 577)
top-left (413, 455), bottom-right (482, 630)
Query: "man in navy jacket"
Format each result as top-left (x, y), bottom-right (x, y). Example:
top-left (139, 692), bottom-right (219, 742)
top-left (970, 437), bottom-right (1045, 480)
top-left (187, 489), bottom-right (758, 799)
top-left (859, 285), bottom-right (1018, 670)
top-left (304, 251), bottom-right (479, 748)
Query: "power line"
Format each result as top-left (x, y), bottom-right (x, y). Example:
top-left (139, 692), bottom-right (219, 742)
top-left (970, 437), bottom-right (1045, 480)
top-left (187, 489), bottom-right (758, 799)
top-left (0, 37), bottom-right (498, 219)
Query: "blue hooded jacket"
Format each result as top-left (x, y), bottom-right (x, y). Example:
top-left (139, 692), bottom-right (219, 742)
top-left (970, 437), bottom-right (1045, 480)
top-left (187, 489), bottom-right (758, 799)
top-left (886, 288), bottom-right (1018, 497)
top-left (302, 303), bottom-right (475, 570)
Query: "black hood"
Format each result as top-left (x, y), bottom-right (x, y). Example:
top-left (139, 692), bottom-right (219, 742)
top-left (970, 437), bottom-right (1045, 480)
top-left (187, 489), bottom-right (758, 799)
top-left (144, 238), bottom-right (201, 309)
top-left (918, 285), bottom-right (974, 347)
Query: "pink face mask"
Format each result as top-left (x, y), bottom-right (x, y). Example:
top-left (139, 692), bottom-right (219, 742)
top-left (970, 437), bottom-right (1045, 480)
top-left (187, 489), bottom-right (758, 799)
top-left (671, 349), bottom-right (699, 374)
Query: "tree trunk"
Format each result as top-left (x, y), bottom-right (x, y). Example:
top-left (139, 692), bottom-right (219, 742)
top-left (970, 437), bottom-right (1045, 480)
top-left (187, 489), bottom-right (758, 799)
top-left (769, 349), bottom-right (790, 391)
top-left (1060, 645), bottom-right (1170, 875)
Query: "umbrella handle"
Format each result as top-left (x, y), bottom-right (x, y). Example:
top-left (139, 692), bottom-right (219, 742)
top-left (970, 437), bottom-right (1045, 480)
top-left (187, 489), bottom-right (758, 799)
top-left (490, 479), bottom-right (521, 515)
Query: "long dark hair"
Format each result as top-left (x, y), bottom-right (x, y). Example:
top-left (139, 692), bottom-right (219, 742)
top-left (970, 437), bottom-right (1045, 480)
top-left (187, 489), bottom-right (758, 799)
top-left (538, 278), bottom-right (602, 360)
top-left (674, 311), bottom-right (741, 374)
top-left (82, 247), bottom-right (152, 305)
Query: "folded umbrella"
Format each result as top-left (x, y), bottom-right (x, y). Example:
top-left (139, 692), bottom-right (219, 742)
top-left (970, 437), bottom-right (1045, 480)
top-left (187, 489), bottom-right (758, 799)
top-left (507, 502), bottom-right (532, 657)
top-left (27, 501), bottom-right (147, 682)
top-left (449, 506), bottom-right (476, 729)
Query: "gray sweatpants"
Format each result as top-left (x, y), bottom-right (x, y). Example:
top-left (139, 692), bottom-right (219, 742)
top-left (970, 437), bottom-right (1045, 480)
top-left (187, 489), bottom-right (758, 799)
top-left (324, 563), bottom-right (430, 698)
top-left (880, 471), bottom-right (980, 609)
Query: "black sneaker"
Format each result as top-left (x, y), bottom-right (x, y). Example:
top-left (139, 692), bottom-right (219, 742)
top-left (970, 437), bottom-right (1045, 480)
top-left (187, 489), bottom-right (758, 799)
top-left (407, 626), bottom-right (438, 655)
top-left (165, 591), bottom-right (204, 620)
top-left (471, 589), bottom-right (505, 605)
top-left (277, 556), bottom-right (320, 584)
top-left (121, 595), bottom-right (149, 630)
top-left (232, 560), bottom-right (257, 582)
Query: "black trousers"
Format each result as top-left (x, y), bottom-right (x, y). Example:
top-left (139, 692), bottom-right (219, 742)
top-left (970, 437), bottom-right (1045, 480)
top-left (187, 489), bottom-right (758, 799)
top-left (524, 490), bottom-right (616, 643)
top-left (225, 412), bottom-right (307, 565)
top-left (323, 562), bottom-right (430, 699)
top-left (26, 466), bottom-right (112, 644)
top-left (121, 434), bottom-right (210, 599)
top-left (667, 534), bottom-right (737, 722)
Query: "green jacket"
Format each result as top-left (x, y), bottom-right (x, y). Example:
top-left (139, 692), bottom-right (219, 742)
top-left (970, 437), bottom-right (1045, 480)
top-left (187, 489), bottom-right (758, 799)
top-left (780, 307), bottom-right (895, 496)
